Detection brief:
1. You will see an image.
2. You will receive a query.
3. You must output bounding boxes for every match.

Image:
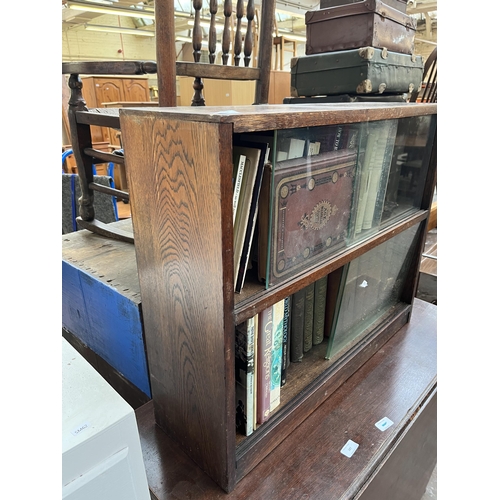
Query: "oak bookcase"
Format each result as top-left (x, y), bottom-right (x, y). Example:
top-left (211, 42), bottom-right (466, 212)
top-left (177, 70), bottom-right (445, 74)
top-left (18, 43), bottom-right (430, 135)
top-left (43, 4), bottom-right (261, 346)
top-left (119, 103), bottom-right (437, 492)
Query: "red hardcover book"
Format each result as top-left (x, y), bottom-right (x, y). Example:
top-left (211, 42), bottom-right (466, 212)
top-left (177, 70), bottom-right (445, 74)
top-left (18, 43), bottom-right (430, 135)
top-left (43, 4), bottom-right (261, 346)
top-left (268, 149), bottom-right (357, 286)
top-left (257, 305), bottom-right (273, 424)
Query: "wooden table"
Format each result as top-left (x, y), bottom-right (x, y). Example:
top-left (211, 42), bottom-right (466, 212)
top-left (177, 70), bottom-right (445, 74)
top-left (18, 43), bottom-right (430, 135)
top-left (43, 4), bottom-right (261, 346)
top-left (137, 298), bottom-right (437, 500)
top-left (418, 228), bottom-right (437, 305)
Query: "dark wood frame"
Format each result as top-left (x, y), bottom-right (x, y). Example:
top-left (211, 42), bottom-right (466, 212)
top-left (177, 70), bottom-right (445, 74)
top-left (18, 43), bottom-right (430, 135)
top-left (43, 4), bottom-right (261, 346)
top-left (62, 0), bottom-right (276, 242)
top-left (118, 102), bottom-right (437, 492)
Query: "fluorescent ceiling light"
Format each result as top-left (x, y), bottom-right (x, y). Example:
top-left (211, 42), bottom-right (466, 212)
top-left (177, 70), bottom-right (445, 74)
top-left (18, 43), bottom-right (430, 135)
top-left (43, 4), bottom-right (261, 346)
top-left (85, 24), bottom-right (155, 36)
top-left (67, 1), bottom-right (155, 19)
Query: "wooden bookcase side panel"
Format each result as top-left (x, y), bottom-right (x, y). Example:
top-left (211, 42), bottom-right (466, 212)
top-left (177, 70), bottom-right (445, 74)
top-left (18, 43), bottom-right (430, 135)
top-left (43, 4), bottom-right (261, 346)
top-left (235, 304), bottom-right (411, 481)
top-left (120, 114), bottom-right (236, 491)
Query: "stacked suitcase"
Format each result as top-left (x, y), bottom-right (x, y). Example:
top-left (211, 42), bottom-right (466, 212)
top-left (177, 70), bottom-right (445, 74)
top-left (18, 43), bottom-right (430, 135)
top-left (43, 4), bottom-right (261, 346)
top-left (287, 0), bottom-right (424, 103)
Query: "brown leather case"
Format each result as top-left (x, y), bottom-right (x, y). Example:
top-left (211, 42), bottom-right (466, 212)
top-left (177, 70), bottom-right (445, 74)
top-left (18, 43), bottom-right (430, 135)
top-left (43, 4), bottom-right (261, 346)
top-left (319, 0), bottom-right (407, 13)
top-left (305, 0), bottom-right (416, 56)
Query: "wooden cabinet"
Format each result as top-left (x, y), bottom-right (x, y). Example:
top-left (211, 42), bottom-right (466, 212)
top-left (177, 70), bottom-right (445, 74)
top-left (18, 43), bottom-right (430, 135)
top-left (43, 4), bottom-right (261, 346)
top-left (81, 76), bottom-right (150, 146)
top-left (119, 103), bottom-right (437, 492)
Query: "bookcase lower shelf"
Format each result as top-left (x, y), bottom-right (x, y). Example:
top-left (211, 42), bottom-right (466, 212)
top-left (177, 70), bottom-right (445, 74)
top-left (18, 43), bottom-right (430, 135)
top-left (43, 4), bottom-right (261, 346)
top-left (136, 298), bottom-right (437, 500)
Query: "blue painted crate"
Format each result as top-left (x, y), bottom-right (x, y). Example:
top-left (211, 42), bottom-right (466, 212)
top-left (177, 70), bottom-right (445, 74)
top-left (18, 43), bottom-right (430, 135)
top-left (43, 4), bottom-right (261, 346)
top-left (62, 220), bottom-right (151, 398)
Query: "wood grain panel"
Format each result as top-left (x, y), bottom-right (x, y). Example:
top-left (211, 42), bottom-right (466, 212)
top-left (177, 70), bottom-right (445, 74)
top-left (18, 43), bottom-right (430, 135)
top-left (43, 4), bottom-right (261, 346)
top-left (120, 114), bottom-right (235, 490)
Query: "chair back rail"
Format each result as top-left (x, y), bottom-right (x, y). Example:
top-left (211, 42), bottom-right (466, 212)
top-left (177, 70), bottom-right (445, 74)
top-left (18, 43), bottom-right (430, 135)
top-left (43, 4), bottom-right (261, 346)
top-left (62, 0), bottom-right (275, 242)
top-left (410, 47), bottom-right (437, 103)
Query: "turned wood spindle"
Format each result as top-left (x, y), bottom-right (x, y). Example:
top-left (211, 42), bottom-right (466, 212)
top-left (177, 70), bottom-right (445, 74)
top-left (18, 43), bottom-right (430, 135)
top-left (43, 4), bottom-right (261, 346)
top-left (209, 0), bottom-right (218, 64)
top-left (234, 0), bottom-right (244, 67)
top-left (222, 0), bottom-right (232, 65)
top-left (244, 0), bottom-right (255, 67)
top-left (191, 0), bottom-right (205, 106)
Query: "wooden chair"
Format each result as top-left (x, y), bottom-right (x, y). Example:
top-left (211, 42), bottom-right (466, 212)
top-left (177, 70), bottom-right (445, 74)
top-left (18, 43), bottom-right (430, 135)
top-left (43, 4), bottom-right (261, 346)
top-left (410, 46), bottom-right (437, 103)
top-left (62, 0), bottom-right (276, 243)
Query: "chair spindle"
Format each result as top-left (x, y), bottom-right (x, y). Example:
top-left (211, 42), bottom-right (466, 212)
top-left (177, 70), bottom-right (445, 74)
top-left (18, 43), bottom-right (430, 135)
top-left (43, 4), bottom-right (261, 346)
top-left (244, 0), bottom-right (255, 67)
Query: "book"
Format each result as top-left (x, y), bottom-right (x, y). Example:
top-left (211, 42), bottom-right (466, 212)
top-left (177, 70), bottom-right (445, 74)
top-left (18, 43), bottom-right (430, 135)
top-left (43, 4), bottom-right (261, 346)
top-left (312, 275), bottom-right (328, 345)
top-left (280, 296), bottom-right (291, 387)
top-left (232, 153), bottom-right (247, 224)
top-left (354, 121), bottom-right (397, 235)
top-left (257, 304), bottom-right (273, 424)
top-left (235, 140), bottom-right (269, 293)
top-left (270, 299), bottom-right (285, 412)
top-left (361, 122), bottom-right (396, 230)
top-left (290, 288), bottom-right (305, 363)
top-left (288, 138), bottom-right (306, 159)
top-left (324, 267), bottom-right (346, 338)
top-left (252, 316), bottom-right (259, 431)
top-left (333, 125), bottom-right (344, 151)
top-left (257, 162), bottom-right (273, 283)
top-left (235, 316), bottom-right (256, 436)
top-left (303, 282), bottom-right (315, 353)
top-left (325, 263), bottom-right (350, 360)
top-left (233, 144), bottom-right (263, 288)
top-left (267, 149), bottom-right (357, 286)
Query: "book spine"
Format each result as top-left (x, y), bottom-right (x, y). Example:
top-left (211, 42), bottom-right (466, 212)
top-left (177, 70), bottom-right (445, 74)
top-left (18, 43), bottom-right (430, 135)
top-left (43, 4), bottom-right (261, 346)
top-left (324, 267), bottom-right (345, 338)
top-left (303, 282), bottom-right (315, 353)
top-left (361, 124), bottom-right (391, 230)
top-left (235, 316), bottom-right (256, 436)
top-left (246, 316), bottom-right (256, 435)
top-left (372, 120), bottom-right (399, 226)
top-left (281, 296), bottom-right (291, 386)
top-left (257, 163), bottom-right (272, 283)
top-left (290, 288), bottom-right (305, 362)
top-left (312, 275), bottom-right (328, 345)
top-left (333, 125), bottom-right (344, 151)
top-left (257, 305), bottom-right (273, 424)
top-left (232, 154), bottom-right (246, 224)
top-left (235, 147), bottom-right (267, 293)
top-left (270, 299), bottom-right (285, 412)
top-left (354, 128), bottom-right (377, 234)
top-left (252, 317), bottom-right (259, 431)
top-left (325, 264), bottom-right (350, 360)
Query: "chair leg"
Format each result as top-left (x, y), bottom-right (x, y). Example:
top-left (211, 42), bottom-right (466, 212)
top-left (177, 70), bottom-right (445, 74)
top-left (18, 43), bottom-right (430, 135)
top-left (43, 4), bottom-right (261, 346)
top-left (67, 74), bottom-right (96, 223)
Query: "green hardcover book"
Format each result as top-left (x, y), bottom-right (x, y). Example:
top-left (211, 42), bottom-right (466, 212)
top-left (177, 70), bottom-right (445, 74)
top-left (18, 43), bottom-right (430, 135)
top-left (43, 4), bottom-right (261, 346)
top-left (324, 267), bottom-right (346, 338)
top-left (312, 275), bottom-right (328, 345)
top-left (303, 282), bottom-right (315, 353)
top-left (290, 289), bottom-right (305, 362)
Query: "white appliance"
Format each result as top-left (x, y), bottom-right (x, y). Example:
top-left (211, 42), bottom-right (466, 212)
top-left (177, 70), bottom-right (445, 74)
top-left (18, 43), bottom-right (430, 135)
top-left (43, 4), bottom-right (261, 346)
top-left (62, 338), bottom-right (150, 500)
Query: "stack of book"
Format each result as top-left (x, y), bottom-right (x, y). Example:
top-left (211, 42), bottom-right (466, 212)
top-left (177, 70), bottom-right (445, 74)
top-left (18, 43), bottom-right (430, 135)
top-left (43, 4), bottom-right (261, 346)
top-left (235, 297), bottom-right (291, 437)
top-left (232, 139), bottom-right (271, 293)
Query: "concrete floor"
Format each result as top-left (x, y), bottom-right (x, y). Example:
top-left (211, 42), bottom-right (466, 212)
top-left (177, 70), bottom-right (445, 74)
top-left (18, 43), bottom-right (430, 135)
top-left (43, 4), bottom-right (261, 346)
top-left (421, 464), bottom-right (437, 499)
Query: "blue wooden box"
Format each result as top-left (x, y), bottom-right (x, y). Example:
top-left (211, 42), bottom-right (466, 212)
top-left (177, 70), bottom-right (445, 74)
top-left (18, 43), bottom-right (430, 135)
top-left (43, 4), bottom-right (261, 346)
top-left (62, 219), bottom-right (151, 399)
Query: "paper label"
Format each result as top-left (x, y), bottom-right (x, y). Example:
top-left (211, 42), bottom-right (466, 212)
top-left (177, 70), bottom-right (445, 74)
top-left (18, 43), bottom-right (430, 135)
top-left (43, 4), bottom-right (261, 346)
top-left (71, 422), bottom-right (91, 436)
top-left (375, 417), bottom-right (394, 431)
top-left (340, 439), bottom-right (359, 458)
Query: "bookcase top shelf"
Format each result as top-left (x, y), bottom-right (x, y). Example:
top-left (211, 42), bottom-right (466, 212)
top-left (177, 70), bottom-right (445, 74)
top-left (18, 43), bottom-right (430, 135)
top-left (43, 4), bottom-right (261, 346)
top-left (114, 102), bottom-right (437, 133)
